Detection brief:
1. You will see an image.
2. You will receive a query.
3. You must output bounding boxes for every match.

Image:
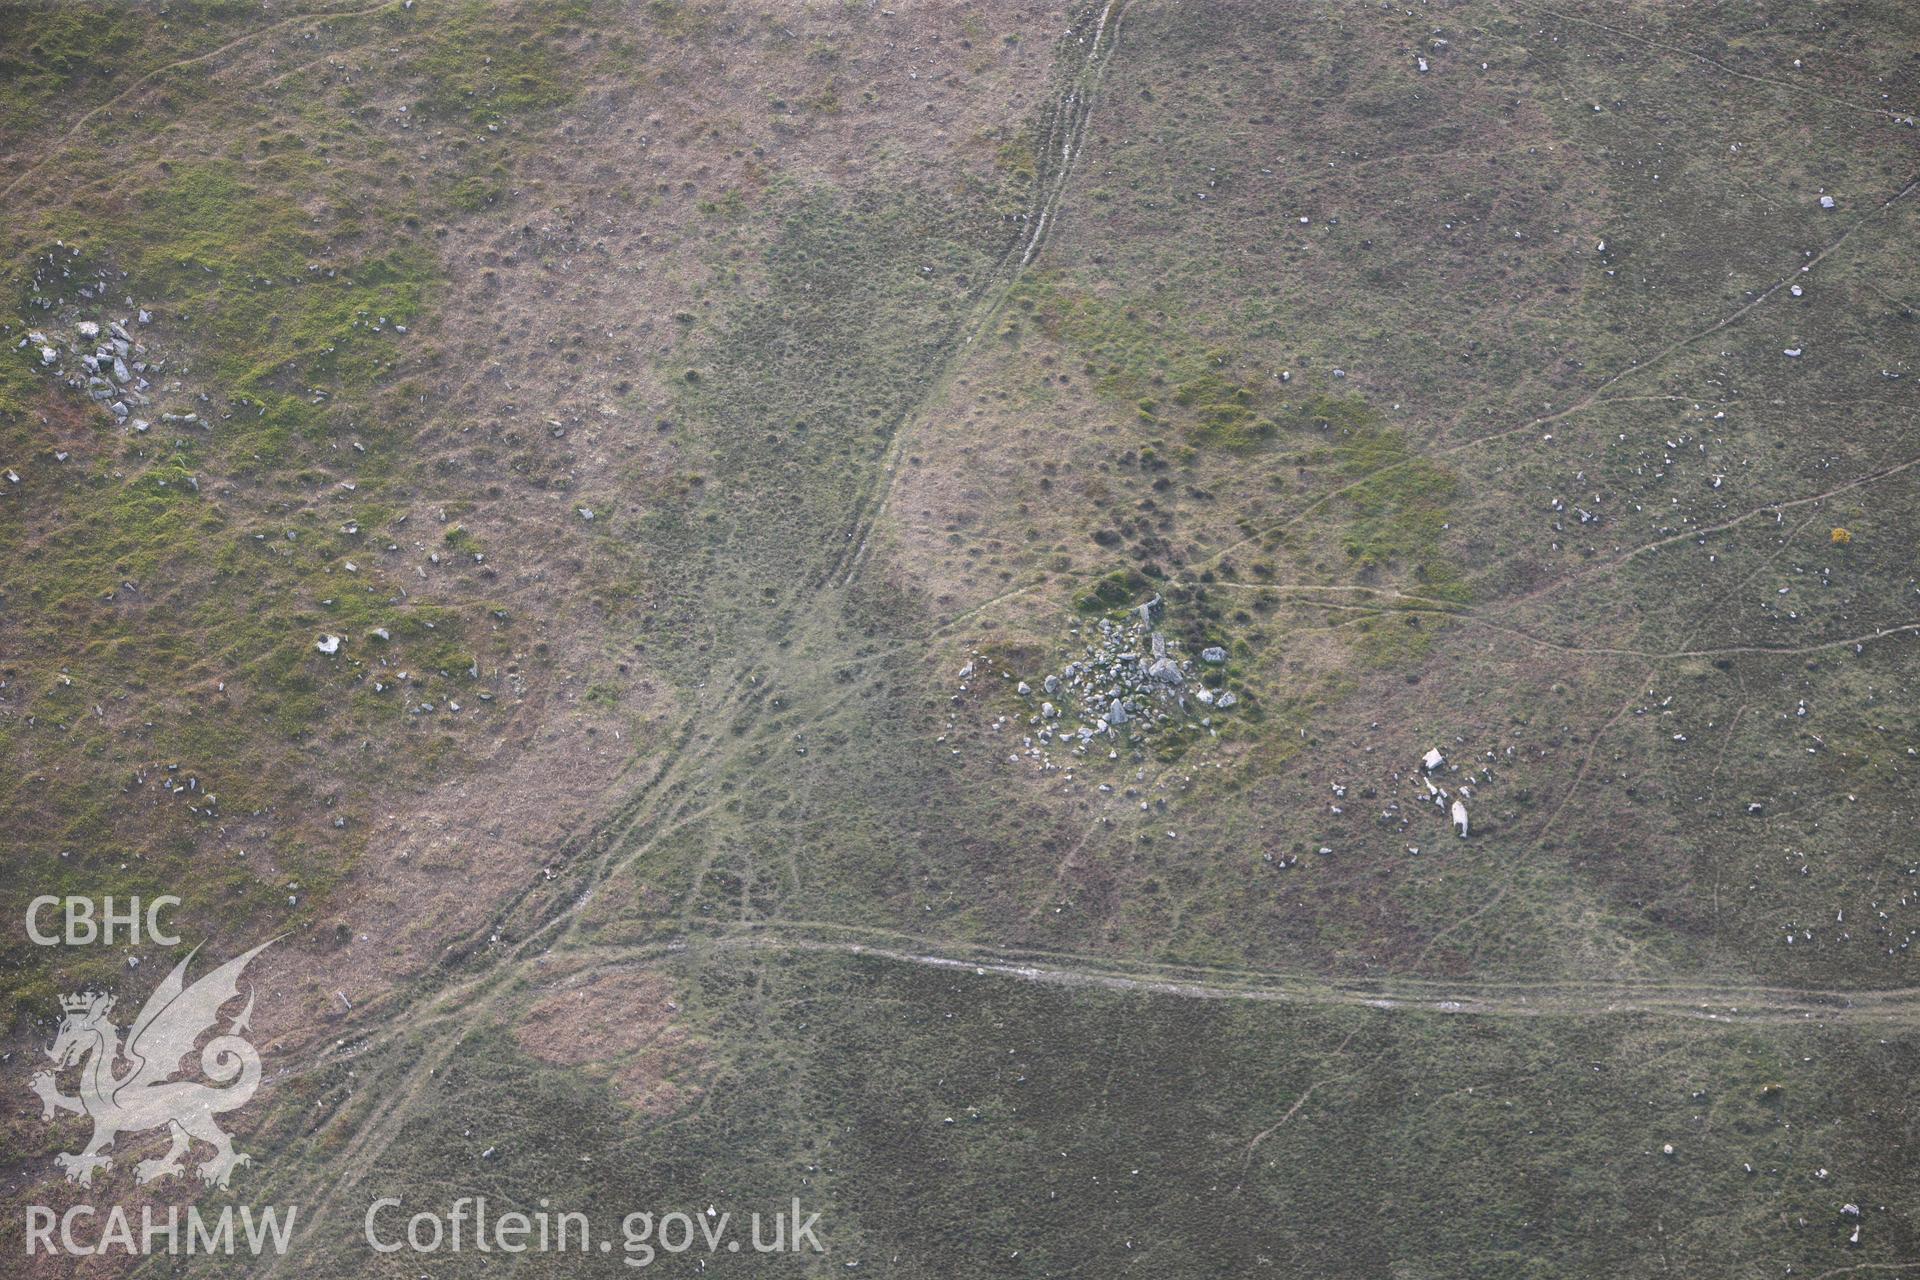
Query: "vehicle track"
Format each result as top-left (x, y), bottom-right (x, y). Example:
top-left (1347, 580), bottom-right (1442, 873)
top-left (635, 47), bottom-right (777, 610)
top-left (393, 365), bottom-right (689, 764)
top-left (0, 0), bottom-right (401, 206)
top-left (180, 5), bottom-right (1920, 1262)
top-left (572, 926), bottom-right (1920, 1028)
top-left (828, 0), bottom-right (1128, 589)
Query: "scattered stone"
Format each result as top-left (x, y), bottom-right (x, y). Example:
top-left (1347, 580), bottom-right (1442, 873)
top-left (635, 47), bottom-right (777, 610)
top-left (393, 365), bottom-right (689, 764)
top-left (1422, 747), bottom-right (1446, 771)
top-left (954, 600), bottom-right (1241, 768)
top-left (1200, 646), bottom-right (1227, 664)
top-left (315, 634), bottom-right (342, 655)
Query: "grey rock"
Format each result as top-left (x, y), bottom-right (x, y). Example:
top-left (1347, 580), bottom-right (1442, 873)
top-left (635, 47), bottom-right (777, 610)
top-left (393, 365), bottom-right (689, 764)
top-left (1104, 699), bottom-right (1129, 726)
top-left (1201, 646), bottom-right (1227, 664)
top-left (1148, 657), bottom-right (1183, 685)
top-left (1215, 690), bottom-right (1238, 708)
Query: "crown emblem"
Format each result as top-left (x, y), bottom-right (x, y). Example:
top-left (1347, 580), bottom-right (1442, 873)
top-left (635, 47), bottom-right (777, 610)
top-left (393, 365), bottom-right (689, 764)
top-left (60, 991), bottom-right (106, 1014)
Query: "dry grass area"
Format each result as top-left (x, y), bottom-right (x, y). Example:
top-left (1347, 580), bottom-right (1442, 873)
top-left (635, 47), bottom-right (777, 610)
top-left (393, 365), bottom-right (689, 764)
top-left (0, 0), bottom-right (1072, 1032)
top-left (516, 966), bottom-right (709, 1116)
top-left (1, 0), bottom-right (1082, 1214)
top-left (4, 2), bottom-right (1919, 1276)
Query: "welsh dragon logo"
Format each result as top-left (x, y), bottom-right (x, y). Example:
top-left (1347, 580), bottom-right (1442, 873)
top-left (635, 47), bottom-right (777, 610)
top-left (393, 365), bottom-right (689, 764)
top-left (29, 941), bottom-right (271, 1189)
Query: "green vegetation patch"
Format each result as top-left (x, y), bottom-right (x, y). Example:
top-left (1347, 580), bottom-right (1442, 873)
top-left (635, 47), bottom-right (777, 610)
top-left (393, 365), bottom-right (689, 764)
top-left (411, 0), bottom-right (593, 124)
top-left (1007, 275), bottom-right (1276, 449)
top-left (0, 1), bottom-right (258, 136)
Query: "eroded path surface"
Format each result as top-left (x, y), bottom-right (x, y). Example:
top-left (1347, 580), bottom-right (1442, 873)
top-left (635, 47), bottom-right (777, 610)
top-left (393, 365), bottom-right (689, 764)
top-left (5, 2), bottom-right (1918, 1276)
